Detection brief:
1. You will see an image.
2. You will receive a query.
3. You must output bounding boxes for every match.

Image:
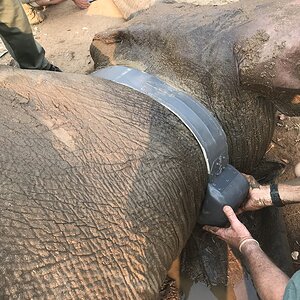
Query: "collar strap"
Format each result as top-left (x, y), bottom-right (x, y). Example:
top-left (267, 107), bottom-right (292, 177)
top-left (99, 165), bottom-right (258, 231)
top-left (93, 66), bottom-right (227, 179)
top-left (92, 66), bottom-right (249, 226)
top-left (270, 183), bottom-right (284, 207)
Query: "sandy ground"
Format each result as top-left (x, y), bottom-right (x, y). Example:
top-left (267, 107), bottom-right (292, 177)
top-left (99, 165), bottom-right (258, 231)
top-left (0, 0), bottom-right (299, 283)
top-left (0, 0), bottom-right (124, 73)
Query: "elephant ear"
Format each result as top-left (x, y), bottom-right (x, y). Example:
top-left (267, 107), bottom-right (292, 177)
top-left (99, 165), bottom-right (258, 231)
top-left (234, 3), bottom-right (300, 116)
top-left (90, 28), bottom-right (126, 69)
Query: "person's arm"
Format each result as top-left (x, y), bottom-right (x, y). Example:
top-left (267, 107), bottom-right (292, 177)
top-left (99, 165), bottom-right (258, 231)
top-left (277, 184), bottom-right (300, 204)
top-left (204, 206), bottom-right (289, 300)
top-left (242, 241), bottom-right (289, 300)
top-left (239, 175), bottom-right (300, 213)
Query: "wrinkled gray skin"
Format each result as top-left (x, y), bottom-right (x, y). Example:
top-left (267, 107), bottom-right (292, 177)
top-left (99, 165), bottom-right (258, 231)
top-left (0, 1), bottom-right (299, 300)
top-left (90, 0), bottom-right (299, 295)
top-left (0, 68), bottom-right (207, 299)
top-left (91, 3), bottom-right (300, 291)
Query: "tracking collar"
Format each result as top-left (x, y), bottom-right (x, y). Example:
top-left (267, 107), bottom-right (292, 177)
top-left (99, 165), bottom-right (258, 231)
top-left (92, 66), bottom-right (249, 226)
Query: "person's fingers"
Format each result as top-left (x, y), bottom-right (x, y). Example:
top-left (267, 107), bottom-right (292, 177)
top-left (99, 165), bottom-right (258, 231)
top-left (79, 3), bottom-right (89, 8)
top-left (242, 173), bottom-right (256, 185)
top-left (236, 208), bottom-right (243, 215)
top-left (241, 173), bottom-right (251, 179)
top-left (73, 0), bottom-right (90, 8)
top-left (203, 226), bottom-right (229, 241)
top-left (242, 173), bottom-right (259, 187)
top-left (223, 206), bottom-right (240, 228)
top-left (237, 198), bottom-right (253, 214)
top-left (203, 225), bottom-right (220, 233)
top-left (203, 225), bottom-right (224, 236)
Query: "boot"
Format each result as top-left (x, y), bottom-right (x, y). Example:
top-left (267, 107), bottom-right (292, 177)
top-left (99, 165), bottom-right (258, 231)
top-left (47, 64), bottom-right (62, 72)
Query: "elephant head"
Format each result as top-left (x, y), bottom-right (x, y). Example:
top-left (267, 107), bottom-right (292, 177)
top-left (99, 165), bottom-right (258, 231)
top-left (91, 0), bottom-right (300, 172)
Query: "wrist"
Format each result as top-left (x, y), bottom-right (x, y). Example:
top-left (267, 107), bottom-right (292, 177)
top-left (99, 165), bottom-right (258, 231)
top-left (270, 183), bottom-right (284, 207)
top-left (261, 185), bottom-right (273, 206)
top-left (239, 239), bottom-right (260, 255)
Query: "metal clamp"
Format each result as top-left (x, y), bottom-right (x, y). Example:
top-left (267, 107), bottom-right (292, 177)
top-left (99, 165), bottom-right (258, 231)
top-left (92, 66), bottom-right (249, 226)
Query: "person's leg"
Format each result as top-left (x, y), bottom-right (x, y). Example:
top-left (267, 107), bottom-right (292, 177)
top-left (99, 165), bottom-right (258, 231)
top-left (0, 0), bottom-right (51, 70)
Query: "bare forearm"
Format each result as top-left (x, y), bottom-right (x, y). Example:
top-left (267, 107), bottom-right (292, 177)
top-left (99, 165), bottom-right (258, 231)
top-left (252, 184), bottom-right (300, 208)
top-left (242, 242), bottom-right (289, 300)
top-left (278, 184), bottom-right (300, 204)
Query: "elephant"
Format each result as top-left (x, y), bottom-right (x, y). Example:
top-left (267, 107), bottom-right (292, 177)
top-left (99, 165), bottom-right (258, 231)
top-left (91, 0), bottom-right (300, 171)
top-left (0, 0), bottom-right (300, 299)
top-left (112, 0), bottom-right (240, 20)
top-left (96, 1), bottom-right (300, 294)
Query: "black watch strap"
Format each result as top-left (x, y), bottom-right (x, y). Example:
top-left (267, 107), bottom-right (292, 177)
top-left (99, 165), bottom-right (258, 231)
top-left (270, 183), bottom-right (284, 207)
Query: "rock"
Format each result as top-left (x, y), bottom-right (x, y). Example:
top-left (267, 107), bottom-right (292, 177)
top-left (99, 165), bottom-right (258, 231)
top-left (295, 162), bottom-right (300, 177)
top-left (291, 251), bottom-right (299, 261)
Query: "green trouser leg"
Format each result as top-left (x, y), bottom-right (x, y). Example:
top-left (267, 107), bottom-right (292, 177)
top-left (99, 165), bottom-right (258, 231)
top-left (0, 0), bottom-right (50, 70)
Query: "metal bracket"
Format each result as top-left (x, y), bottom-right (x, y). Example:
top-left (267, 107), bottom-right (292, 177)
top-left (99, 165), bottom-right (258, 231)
top-left (92, 66), bottom-right (249, 226)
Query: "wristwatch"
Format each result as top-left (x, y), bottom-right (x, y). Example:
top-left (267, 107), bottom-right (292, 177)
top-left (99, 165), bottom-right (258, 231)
top-left (270, 183), bottom-right (284, 207)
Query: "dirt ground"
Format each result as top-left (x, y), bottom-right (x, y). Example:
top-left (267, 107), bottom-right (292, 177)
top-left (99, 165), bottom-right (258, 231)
top-left (0, 0), bottom-right (124, 73)
top-left (0, 0), bottom-right (299, 284)
top-left (266, 115), bottom-right (300, 268)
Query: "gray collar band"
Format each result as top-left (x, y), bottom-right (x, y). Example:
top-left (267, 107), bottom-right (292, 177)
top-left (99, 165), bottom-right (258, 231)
top-left (93, 66), bottom-right (228, 179)
top-left (92, 66), bottom-right (249, 226)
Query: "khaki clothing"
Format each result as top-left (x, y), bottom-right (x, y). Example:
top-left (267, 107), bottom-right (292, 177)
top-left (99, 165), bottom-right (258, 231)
top-left (0, 0), bottom-right (50, 69)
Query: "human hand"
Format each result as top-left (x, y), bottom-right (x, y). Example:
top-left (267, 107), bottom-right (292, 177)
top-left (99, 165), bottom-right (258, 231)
top-left (73, 0), bottom-right (90, 9)
top-left (203, 206), bottom-right (253, 249)
top-left (237, 174), bottom-right (273, 214)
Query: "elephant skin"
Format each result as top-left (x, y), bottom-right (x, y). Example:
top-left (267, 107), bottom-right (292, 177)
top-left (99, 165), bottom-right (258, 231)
top-left (0, 67), bottom-right (207, 299)
top-left (0, 67), bottom-right (283, 300)
top-left (0, 0), bottom-right (299, 299)
top-left (91, 0), bottom-right (300, 295)
top-left (112, 0), bottom-right (239, 20)
top-left (91, 0), bottom-right (300, 173)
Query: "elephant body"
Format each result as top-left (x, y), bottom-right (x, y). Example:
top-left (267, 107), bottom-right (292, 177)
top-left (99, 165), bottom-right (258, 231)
top-left (1, 0), bottom-right (300, 298)
top-left (0, 68), bottom-right (208, 298)
top-left (92, 0), bottom-right (300, 294)
top-left (112, 0), bottom-right (239, 20)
